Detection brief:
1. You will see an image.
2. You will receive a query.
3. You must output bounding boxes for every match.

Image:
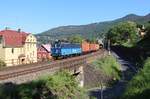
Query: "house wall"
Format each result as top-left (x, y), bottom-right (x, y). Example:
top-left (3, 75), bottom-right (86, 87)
top-left (37, 46), bottom-right (51, 61)
top-left (0, 44), bottom-right (5, 61)
top-left (24, 34), bottom-right (37, 63)
top-left (0, 34), bottom-right (37, 66)
top-left (0, 36), bottom-right (5, 61)
top-left (4, 47), bottom-right (23, 66)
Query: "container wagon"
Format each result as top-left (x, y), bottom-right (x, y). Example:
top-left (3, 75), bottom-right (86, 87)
top-left (81, 41), bottom-right (90, 53)
top-left (89, 43), bottom-right (100, 52)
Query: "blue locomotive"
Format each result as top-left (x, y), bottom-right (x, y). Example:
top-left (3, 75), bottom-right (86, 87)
top-left (51, 41), bottom-right (82, 58)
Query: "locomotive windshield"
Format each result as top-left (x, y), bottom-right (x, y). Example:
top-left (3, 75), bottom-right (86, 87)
top-left (52, 41), bottom-right (61, 48)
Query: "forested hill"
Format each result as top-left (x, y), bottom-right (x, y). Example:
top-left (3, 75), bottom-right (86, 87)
top-left (36, 13), bottom-right (150, 43)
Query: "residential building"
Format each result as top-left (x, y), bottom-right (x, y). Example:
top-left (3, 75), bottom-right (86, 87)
top-left (138, 25), bottom-right (146, 38)
top-left (0, 29), bottom-right (37, 66)
top-left (37, 44), bottom-right (51, 61)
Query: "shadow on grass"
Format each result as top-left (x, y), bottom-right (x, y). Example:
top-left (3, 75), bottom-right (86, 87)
top-left (111, 45), bottom-right (149, 69)
top-left (123, 89), bottom-right (150, 99)
top-left (0, 82), bottom-right (19, 99)
top-left (0, 81), bottom-right (57, 99)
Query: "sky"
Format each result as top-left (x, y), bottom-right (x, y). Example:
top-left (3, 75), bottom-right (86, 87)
top-left (0, 0), bottom-right (150, 34)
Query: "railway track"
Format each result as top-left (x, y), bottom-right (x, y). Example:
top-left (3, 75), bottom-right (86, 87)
top-left (0, 49), bottom-right (105, 81)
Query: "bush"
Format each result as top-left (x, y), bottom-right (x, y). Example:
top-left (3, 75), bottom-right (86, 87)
top-left (46, 70), bottom-right (87, 99)
top-left (92, 55), bottom-right (121, 81)
top-left (0, 59), bottom-right (6, 69)
top-left (122, 58), bottom-right (150, 99)
top-left (0, 70), bottom-right (87, 99)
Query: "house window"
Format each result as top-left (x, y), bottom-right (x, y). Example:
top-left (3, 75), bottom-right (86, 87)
top-left (12, 48), bottom-right (14, 54)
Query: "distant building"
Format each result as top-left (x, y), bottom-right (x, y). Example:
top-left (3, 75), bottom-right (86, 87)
top-left (37, 44), bottom-right (51, 61)
top-left (0, 29), bottom-right (37, 66)
top-left (138, 25), bottom-right (146, 38)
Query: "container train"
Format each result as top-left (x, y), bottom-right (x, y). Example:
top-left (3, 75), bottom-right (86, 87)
top-left (51, 41), bottom-right (101, 59)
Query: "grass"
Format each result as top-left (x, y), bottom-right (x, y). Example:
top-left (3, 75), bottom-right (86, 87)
top-left (121, 57), bottom-right (150, 99)
top-left (92, 55), bottom-right (121, 81)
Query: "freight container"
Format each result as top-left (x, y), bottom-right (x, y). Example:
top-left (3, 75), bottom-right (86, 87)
top-left (81, 41), bottom-right (90, 53)
top-left (89, 43), bottom-right (99, 51)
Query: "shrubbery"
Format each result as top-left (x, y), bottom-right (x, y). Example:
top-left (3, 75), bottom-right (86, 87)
top-left (46, 71), bottom-right (87, 99)
top-left (92, 55), bottom-right (121, 82)
top-left (122, 58), bottom-right (150, 99)
top-left (0, 71), bottom-right (87, 99)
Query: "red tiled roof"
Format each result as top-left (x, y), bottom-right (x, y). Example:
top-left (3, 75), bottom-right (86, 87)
top-left (0, 30), bottom-right (30, 47)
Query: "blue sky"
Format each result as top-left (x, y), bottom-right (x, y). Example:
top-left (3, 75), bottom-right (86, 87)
top-left (0, 0), bottom-right (150, 34)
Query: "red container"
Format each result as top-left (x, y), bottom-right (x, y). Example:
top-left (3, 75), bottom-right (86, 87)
top-left (89, 43), bottom-right (100, 51)
top-left (81, 41), bottom-right (90, 53)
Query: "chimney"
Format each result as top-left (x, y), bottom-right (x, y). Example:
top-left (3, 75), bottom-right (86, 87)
top-left (18, 28), bottom-right (21, 33)
top-left (5, 27), bottom-right (9, 30)
top-left (142, 25), bottom-right (145, 30)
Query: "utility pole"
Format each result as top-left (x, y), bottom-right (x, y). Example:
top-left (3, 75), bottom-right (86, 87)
top-left (100, 80), bottom-right (103, 99)
top-left (103, 37), bottom-right (106, 49)
top-left (108, 39), bottom-right (111, 55)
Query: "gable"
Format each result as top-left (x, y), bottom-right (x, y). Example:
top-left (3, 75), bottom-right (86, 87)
top-left (25, 34), bottom-right (37, 43)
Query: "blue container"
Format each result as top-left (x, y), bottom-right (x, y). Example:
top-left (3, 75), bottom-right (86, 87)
top-left (51, 43), bottom-right (82, 57)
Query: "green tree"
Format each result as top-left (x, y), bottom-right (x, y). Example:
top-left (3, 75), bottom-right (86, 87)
top-left (107, 21), bottom-right (138, 46)
top-left (88, 37), bottom-right (97, 43)
top-left (122, 58), bottom-right (150, 99)
top-left (68, 35), bottom-right (83, 43)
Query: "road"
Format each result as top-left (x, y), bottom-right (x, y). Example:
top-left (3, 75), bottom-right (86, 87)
top-left (89, 46), bottom-right (138, 99)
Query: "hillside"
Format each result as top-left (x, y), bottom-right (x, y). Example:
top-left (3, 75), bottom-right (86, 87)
top-left (36, 13), bottom-right (150, 43)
